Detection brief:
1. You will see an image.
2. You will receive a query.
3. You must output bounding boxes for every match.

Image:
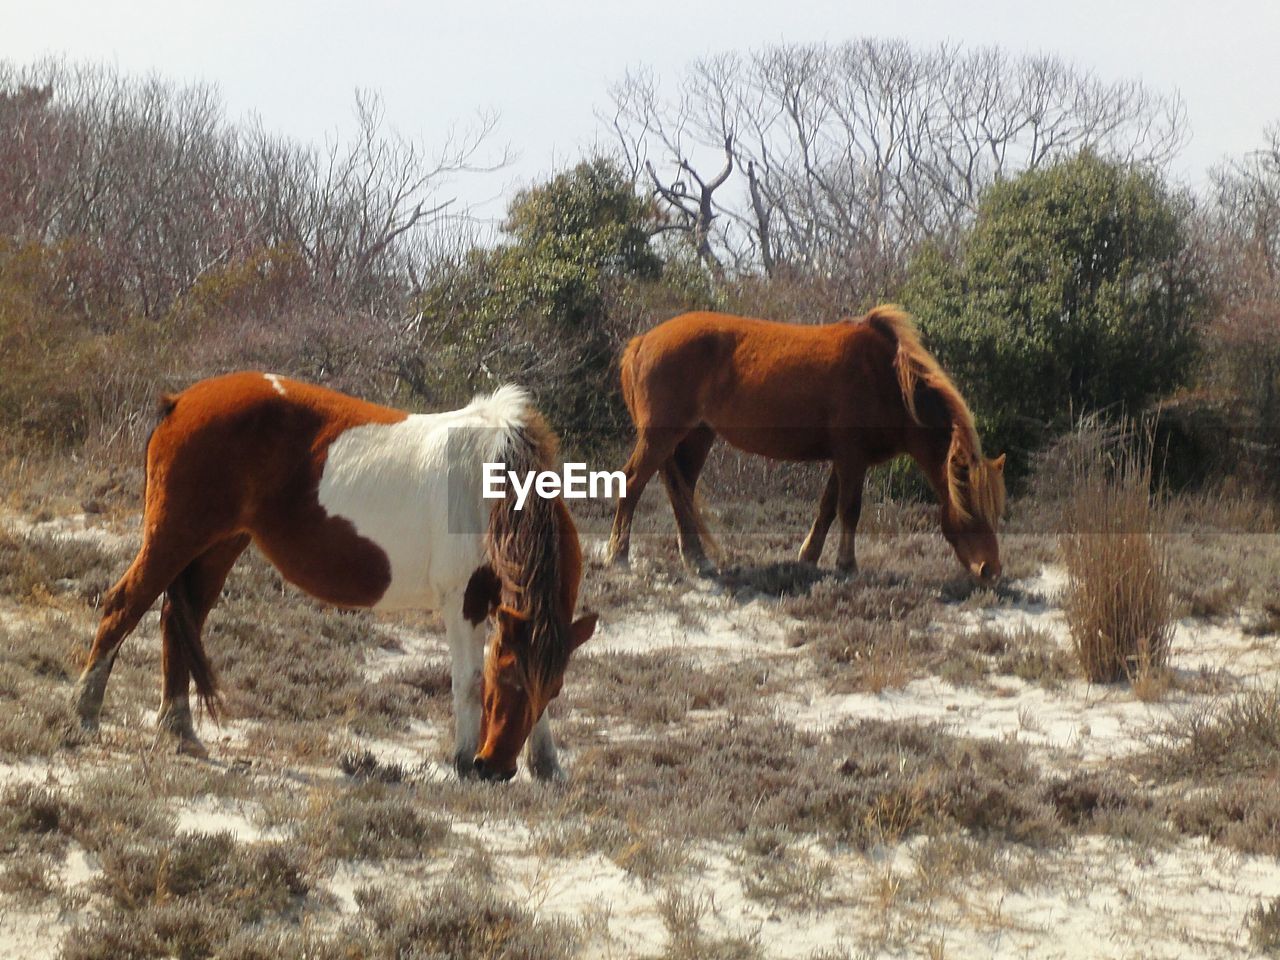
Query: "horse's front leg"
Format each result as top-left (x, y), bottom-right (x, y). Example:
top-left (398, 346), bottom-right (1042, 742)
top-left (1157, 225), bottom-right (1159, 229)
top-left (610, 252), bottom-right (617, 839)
top-left (833, 458), bottom-right (868, 574)
top-left (526, 712), bottom-right (565, 782)
top-left (445, 606), bottom-right (486, 778)
top-left (798, 468), bottom-right (839, 564)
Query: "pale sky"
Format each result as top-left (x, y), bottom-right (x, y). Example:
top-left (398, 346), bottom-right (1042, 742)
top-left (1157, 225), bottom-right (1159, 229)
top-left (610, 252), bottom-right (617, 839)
top-left (5, 0), bottom-right (1279, 219)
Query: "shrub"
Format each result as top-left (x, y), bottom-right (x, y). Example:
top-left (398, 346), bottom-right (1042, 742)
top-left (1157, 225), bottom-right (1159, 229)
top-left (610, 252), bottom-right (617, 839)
top-left (407, 157), bottom-right (687, 450)
top-left (1145, 687), bottom-right (1280, 781)
top-left (1059, 419), bottom-right (1173, 684)
top-left (303, 783), bottom-right (449, 861)
top-left (352, 882), bottom-right (576, 960)
top-left (903, 151), bottom-right (1206, 474)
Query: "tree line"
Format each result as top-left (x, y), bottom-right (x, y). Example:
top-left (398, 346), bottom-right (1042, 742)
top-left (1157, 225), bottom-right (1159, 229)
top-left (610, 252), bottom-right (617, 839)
top-left (1, 47), bottom-right (1278, 492)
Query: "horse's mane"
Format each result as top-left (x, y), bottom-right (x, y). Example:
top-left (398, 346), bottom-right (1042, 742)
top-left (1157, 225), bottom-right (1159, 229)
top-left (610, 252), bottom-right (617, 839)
top-left (864, 305), bottom-right (1004, 528)
top-left (485, 402), bottom-right (569, 699)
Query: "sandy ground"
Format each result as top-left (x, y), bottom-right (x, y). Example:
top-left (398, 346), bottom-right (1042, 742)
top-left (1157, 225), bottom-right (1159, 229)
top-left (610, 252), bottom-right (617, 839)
top-left (1, 513), bottom-right (1278, 958)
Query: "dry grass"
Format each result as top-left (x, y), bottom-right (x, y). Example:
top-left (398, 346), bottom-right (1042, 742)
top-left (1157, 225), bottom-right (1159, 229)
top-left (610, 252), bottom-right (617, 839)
top-left (338, 882), bottom-right (578, 960)
top-left (0, 620), bottom-right (90, 759)
top-left (3, 481), bottom-right (1280, 957)
top-left (957, 623), bottom-right (1076, 690)
top-left (1249, 897), bottom-right (1280, 956)
top-left (0, 525), bottom-right (118, 606)
top-left (1133, 688), bottom-right (1280, 856)
top-left (300, 782), bottom-right (450, 862)
top-left (1143, 687), bottom-right (1280, 782)
top-left (1059, 421), bottom-right (1173, 686)
top-left (656, 888), bottom-right (764, 960)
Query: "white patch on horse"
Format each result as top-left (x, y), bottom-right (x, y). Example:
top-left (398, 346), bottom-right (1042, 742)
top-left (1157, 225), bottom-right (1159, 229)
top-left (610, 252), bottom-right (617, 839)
top-left (264, 373), bottom-right (287, 396)
top-left (316, 385), bottom-right (532, 611)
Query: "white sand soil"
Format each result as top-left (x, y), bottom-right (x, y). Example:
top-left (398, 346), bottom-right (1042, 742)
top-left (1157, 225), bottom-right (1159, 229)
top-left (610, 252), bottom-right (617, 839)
top-left (2, 511), bottom-right (1277, 958)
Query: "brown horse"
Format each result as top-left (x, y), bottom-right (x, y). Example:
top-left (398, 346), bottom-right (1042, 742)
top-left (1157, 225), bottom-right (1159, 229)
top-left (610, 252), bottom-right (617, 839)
top-left (606, 306), bottom-right (1005, 580)
top-left (73, 373), bottom-right (596, 781)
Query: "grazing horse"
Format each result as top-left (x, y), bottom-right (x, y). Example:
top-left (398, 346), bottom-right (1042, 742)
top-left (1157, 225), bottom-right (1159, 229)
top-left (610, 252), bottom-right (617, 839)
top-left (606, 306), bottom-right (1006, 580)
top-left (72, 373), bottom-right (597, 782)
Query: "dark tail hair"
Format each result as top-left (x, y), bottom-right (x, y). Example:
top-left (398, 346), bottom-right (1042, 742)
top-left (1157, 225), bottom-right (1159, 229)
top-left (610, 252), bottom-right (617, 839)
top-left (143, 393), bottom-right (179, 505)
top-left (619, 334), bottom-right (644, 422)
top-left (164, 569), bottom-right (222, 721)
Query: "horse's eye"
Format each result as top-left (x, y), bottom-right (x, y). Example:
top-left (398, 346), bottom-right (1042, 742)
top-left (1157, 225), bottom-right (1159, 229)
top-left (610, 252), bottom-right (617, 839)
top-left (499, 665), bottom-right (524, 692)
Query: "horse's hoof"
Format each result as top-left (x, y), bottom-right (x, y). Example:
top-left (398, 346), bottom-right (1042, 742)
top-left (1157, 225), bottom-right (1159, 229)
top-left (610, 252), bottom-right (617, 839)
top-left (73, 687), bottom-right (103, 732)
top-left (154, 721), bottom-right (210, 759)
top-left (453, 749), bottom-right (478, 780)
top-left (681, 553), bottom-right (715, 578)
top-left (531, 759), bottom-right (567, 783)
top-left (176, 735), bottom-right (209, 760)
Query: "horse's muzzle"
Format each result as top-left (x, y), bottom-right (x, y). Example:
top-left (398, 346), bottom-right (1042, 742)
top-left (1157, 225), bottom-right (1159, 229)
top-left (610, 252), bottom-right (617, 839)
top-left (971, 560), bottom-right (1001, 583)
top-left (472, 756), bottom-right (517, 782)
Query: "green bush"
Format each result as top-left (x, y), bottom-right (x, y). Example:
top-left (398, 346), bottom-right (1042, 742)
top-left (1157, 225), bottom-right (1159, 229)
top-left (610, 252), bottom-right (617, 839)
top-left (409, 157), bottom-right (708, 450)
top-left (903, 151), bottom-right (1206, 474)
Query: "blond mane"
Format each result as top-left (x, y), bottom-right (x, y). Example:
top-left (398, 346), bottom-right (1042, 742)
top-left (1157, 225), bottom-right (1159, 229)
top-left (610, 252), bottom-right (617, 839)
top-left (486, 406), bottom-right (571, 701)
top-left (864, 305), bottom-right (1005, 528)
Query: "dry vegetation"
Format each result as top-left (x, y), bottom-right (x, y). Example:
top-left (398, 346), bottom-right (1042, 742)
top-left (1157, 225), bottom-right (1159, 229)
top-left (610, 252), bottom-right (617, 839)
top-left (1059, 423), bottom-right (1173, 686)
top-left (2, 465), bottom-right (1280, 958)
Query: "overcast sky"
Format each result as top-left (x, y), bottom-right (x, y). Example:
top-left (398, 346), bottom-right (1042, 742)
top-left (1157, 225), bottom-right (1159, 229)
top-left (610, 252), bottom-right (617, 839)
top-left (5, 0), bottom-right (1278, 219)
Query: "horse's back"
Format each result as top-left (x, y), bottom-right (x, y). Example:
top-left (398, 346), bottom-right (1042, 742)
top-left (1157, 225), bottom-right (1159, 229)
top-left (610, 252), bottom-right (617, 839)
top-left (143, 373), bottom-right (524, 610)
top-left (622, 312), bottom-right (900, 458)
top-left (160, 372), bottom-right (406, 442)
top-left (628, 311), bottom-right (889, 382)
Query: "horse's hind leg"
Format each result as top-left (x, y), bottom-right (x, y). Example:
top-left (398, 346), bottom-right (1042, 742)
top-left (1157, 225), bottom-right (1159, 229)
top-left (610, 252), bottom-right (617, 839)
top-left (606, 429), bottom-right (686, 566)
top-left (798, 468), bottom-right (839, 564)
top-left (157, 534), bottom-right (250, 756)
top-left (660, 424), bottom-right (716, 572)
top-left (74, 540), bottom-right (189, 731)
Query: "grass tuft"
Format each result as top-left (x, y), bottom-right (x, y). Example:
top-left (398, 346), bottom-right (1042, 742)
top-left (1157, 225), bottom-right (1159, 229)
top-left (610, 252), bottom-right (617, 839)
top-left (1249, 897), bottom-right (1280, 956)
top-left (1060, 419), bottom-right (1173, 686)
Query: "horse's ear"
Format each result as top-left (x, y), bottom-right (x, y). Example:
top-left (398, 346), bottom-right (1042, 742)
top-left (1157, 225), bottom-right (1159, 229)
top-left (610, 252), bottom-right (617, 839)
top-left (992, 453), bottom-right (1006, 472)
top-left (463, 564), bottom-right (501, 625)
top-left (568, 613), bottom-right (598, 652)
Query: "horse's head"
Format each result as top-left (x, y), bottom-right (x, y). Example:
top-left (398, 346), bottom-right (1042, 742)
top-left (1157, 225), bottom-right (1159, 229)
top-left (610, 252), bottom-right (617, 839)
top-left (939, 448), bottom-right (1007, 583)
top-left (473, 606), bottom-right (596, 781)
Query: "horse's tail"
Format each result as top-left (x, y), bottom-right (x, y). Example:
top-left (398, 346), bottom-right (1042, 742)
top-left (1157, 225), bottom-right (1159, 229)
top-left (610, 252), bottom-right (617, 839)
top-left (142, 393), bottom-right (179, 506)
top-left (619, 334), bottom-right (644, 423)
top-left (164, 567), bottom-right (223, 722)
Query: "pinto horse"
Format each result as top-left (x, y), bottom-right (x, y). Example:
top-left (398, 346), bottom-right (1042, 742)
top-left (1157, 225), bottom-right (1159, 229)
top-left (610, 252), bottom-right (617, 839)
top-left (606, 306), bottom-right (1006, 580)
top-left (72, 373), bottom-right (596, 782)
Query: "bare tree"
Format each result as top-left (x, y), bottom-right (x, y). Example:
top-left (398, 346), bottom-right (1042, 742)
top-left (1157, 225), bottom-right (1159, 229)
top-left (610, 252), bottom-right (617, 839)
top-left (0, 59), bottom-right (506, 319)
top-left (606, 64), bottom-right (735, 276)
top-left (607, 40), bottom-right (1188, 292)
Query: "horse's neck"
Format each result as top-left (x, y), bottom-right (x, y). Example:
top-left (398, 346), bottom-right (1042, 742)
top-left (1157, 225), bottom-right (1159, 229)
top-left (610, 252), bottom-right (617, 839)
top-left (905, 428), bottom-right (955, 511)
